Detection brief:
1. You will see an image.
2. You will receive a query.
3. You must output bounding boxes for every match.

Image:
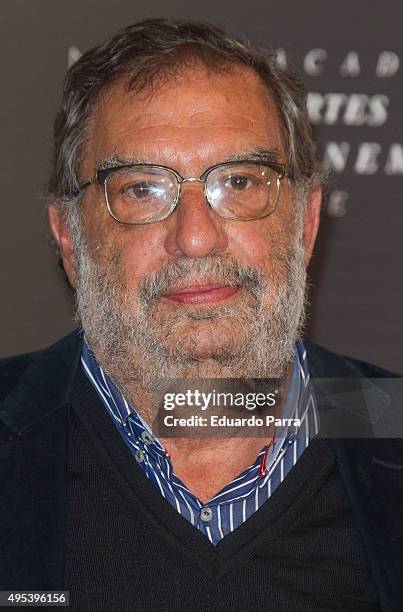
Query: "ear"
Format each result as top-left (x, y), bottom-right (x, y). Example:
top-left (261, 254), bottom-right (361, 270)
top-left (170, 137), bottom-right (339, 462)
top-left (48, 203), bottom-right (78, 288)
top-left (302, 188), bottom-right (322, 266)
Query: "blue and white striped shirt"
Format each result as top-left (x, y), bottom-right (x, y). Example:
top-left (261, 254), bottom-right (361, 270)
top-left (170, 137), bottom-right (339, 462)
top-left (81, 339), bottom-right (318, 545)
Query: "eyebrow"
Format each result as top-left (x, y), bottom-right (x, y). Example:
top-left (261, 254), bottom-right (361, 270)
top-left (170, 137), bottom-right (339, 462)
top-left (95, 147), bottom-right (283, 173)
top-left (223, 148), bottom-right (283, 165)
top-left (97, 153), bottom-right (144, 170)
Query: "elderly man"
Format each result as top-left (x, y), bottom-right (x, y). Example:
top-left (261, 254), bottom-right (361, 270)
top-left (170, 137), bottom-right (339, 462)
top-left (0, 18), bottom-right (401, 612)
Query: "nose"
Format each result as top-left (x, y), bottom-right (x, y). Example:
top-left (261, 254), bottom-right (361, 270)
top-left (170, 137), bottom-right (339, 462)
top-left (163, 180), bottom-right (228, 258)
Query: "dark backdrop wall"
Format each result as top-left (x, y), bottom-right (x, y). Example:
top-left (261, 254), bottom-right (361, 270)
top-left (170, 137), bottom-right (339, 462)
top-left (1, 0), bottom-right (402, 372)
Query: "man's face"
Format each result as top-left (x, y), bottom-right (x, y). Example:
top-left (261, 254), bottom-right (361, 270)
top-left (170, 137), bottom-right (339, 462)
top-left (50, 63), bottom-right (320, 385)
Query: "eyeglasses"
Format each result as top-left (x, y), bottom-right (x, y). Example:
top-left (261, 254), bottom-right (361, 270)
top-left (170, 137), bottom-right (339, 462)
top-left (76, 160), bottom-right (288, 225)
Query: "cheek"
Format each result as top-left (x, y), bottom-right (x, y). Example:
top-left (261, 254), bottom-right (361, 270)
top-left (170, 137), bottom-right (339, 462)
top-left (109, 227), bottom-right (168, 290)
top-left (226, 217), bottom-right (286, 268)
top-left (81, 196), bottom-right (168, 290)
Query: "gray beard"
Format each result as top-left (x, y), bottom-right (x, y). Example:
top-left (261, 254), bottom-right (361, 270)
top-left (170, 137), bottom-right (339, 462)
top-left (72, 208), bottom-right (308, 396)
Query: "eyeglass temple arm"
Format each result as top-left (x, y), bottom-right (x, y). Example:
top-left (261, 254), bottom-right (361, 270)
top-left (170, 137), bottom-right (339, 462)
top-left (71, 176), bottom-right (97, 198)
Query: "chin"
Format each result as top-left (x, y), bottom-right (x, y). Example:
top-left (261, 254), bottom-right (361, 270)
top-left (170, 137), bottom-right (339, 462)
top-left (166, 318), bottom-right (251, 362)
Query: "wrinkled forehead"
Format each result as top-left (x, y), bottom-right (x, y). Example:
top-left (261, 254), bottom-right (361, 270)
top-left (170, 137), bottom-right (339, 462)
top-left (83, 63), bottom-right (286, 176)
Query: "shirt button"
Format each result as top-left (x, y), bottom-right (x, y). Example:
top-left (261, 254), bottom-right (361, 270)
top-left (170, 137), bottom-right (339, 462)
top-left (200, 507), bottom-right (213, 522)
top-left (286, 431), bottom-right (296, 445)
top-left (135, 449), bottom-right (144, 463)
top-left (141, 430), bottom-right (154, 445)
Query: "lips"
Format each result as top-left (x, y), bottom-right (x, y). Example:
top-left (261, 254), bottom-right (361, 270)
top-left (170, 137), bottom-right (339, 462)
top-left (163, 284), bottom-right (240, 305)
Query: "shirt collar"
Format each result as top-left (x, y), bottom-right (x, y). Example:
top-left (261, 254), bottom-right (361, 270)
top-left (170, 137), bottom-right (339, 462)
top-left (81, 337), bottom-right (312, 447)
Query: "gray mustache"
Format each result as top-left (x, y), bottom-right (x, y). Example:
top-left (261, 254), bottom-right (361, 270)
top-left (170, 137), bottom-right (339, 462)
top-left (138, 257), bottom-right (264, 305)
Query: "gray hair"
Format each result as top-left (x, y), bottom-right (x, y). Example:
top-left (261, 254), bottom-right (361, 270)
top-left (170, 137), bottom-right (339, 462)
top-left (48, 17), bottom-right (322, 213)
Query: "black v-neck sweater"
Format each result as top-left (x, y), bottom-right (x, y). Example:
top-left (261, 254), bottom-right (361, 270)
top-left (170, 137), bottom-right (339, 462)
top-left (64, 368), bottom-right (380, 611)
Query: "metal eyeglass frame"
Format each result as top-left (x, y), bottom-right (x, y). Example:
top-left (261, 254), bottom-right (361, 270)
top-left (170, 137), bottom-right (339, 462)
top-left (75, 159), bottom-right (289, 225)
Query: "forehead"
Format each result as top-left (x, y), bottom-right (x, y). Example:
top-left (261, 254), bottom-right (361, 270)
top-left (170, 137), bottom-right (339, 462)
top-left (85, 63), bottom-right (285, 174)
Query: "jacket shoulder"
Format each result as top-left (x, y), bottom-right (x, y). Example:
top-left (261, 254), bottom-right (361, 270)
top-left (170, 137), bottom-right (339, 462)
top-left (0, 349), bottom-right (43, 402)
top-left (304, 339), bottom-right (400, 379)
top-left (0, 330), bottom-right (83, 435)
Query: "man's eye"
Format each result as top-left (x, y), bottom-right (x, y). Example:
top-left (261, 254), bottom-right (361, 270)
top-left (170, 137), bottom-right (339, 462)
top-left (224, 175), bottom-right (254, 191)
top-left (124, 181), bottom-right (160, 199)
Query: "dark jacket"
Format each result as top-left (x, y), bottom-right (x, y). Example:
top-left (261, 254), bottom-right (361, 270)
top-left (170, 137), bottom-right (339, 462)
top-left (0, 331), bottom-right (402, 610)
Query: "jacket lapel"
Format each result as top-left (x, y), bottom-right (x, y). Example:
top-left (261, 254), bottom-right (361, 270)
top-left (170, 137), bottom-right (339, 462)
top-left (331, 438), bottom-right (403, 612)
top-left (0, 331), bottom-right (82, 589)
top-left (306, 341), bottom-right (403, 612)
